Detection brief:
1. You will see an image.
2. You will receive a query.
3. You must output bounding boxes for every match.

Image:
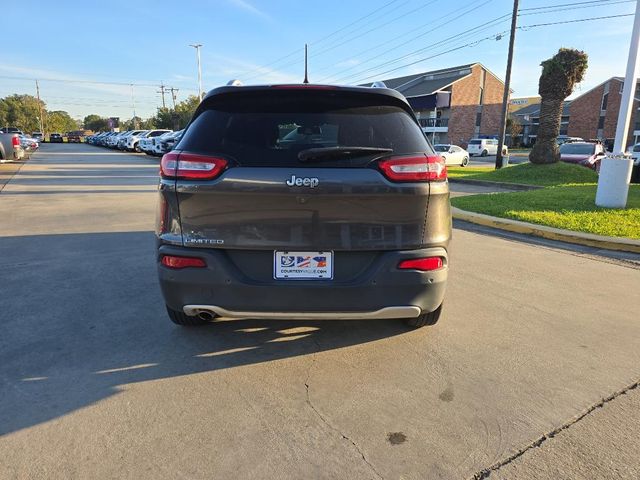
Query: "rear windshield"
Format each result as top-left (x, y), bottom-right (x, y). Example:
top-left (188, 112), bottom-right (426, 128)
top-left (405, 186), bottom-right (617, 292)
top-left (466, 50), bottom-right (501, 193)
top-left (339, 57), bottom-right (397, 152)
top-left (560, 143), bottom-right (595, 155)
top-left (434, 145), bottom-right (449, 152)
top-left (176, 91), bottom-right (431, 166)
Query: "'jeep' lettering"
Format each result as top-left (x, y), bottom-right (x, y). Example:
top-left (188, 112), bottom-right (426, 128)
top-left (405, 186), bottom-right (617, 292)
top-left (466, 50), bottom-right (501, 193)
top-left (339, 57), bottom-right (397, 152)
top-left (286, 175), bottom-right (319, 188)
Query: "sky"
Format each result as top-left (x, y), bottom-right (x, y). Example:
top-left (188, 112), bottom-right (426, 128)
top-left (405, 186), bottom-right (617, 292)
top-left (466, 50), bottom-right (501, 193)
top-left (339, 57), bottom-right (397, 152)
top-left (1, 0), bottom-right (636, 121)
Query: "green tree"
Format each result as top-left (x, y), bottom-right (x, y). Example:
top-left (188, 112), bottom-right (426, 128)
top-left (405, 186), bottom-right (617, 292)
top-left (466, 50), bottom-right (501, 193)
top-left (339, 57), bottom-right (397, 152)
top-left (0, 94), bottom-right (45, 133)
top-left (83, 114), bottom-right (110, 132)
top-left (149, 95), bottom-right (200, 130)
top-left (530, 48), bottom-right (588, 164)
top-left (46, 110), bottom-right (79, 133)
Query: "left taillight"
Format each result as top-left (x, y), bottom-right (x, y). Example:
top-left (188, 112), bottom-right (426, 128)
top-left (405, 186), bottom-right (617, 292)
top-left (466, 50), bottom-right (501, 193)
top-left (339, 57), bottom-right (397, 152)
top-left (378, 154), bottom-right (447, 182)
top-left (160, 255), bottom-right (206, 269)
top-left (11, 136), bottom-right (20, 147)
top-left (160, 152), bottom-right (228, 180)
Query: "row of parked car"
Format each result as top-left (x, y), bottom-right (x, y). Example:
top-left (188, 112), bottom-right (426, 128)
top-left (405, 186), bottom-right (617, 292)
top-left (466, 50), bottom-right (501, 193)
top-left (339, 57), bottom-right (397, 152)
top-left (86, 129), bottom-right (184, 156)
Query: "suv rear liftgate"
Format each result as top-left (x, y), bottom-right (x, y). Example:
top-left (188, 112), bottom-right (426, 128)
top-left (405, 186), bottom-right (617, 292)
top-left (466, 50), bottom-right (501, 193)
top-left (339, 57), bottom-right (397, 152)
top-left (156, 85), bottom-right (451, 327)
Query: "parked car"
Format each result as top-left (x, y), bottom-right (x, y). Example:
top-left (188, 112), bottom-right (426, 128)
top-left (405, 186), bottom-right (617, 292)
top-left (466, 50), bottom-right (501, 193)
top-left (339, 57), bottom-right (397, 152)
top-left (1, 127), bottom-right (24, 135)
top-left (0, 132), bottom-right (25, 162)
top-left (467, 138), bottom-right (506, 157)
top-left (153, 130), bottom-right (183, 156)
top-left (19, 134), bottom-right (39, 152)
top-left (124, 130), bottom-right (149, 152)
top-left (49, 133), bottom-right (64, 143)
top-left (31, 132), bottom-right (44, 142)
top-left (157, 84), bottom-right (450, 328)
top-left (559, 141), bottom-right (606, 171)
top-left (557, 135), bottom-right (583, 145)
top-left (434, 144), bottom-right (469, 166)
top-left (139, 129), bottom-right (172, 154)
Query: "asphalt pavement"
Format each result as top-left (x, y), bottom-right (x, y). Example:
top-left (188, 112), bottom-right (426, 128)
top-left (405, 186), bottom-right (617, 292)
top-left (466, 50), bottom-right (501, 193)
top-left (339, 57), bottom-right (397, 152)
top-left (1, 144), bottom-right (639, 479)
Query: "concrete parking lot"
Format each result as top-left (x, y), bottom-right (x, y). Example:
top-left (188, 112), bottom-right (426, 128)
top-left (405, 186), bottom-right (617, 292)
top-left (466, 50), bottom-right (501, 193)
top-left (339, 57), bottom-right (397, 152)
top-left (1, 144), bottom-right (639, 479)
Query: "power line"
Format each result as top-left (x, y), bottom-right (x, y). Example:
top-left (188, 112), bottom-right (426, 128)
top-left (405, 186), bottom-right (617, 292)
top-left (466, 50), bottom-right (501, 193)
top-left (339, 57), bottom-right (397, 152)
top-left (350, 31), bottom-right (508, 85)
top-left (331, 12), bottom-right (512, 84)
top-left (238, 0), bottom-right (405, 78)
top-left (518, 0), bottom-right (634, 16)
top-left (244, 0), bottom-right (447, 82)
top-left (322, 0), bottom-right (498, 81)
top-left (348, 11), bottom-right (633, 86)
top-left (518, 12), bottom-right (634, 28)
top-left (519, 0), bottom-right (626, 11)
top-left (314, 0), bottom-right (493, 80)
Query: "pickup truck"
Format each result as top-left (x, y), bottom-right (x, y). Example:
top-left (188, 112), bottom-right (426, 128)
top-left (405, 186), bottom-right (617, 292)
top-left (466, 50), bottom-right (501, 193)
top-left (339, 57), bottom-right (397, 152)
top-left (0, 132), bottom-right (26, 162)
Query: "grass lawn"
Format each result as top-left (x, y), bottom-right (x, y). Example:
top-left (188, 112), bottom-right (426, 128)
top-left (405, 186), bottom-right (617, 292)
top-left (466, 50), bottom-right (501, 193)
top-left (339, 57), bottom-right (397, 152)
top-left (451, 184), bottom-right (640, 239)
top-left (448, 162), bottom-right (599, 187)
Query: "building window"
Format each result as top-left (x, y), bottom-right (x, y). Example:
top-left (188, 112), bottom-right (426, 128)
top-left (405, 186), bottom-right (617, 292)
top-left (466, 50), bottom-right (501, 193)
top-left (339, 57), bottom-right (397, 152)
top-left (475, 112), bottom-right (482, 127)
top-left (601, 93), bottom-right (608, 111)
top-left (597, 116), bottom-right (605, 129)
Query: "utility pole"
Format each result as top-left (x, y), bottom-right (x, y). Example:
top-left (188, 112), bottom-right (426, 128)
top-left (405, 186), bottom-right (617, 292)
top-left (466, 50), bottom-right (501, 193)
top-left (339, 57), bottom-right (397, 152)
top-left (189, 44), bottom-right (204, 100)
top-left (595, 0), bottom-right (639, 208)
top-left (495, 0), bottom-right (520, 169)
top-left (157, 83), bottom-right (167, 109)
top-left (169, 87), bottom-right (179, 108)
top-left (35, 80), bottom-right (45, 135)
top-left (130, 84), bottom-right (138, 129)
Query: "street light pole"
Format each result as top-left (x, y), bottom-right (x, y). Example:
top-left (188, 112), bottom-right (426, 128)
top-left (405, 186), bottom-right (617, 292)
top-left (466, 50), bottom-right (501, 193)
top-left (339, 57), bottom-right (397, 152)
top-left (190, 44), bottom-right (203, 101)
top-left (595, 0), bottom-right (639, 208)
top-left (495, 0), bottom-right (520, 169)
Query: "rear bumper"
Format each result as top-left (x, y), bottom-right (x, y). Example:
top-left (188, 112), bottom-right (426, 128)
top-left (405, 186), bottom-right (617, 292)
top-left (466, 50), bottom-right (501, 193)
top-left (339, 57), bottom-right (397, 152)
top-left (157, 245), bottom-right (448, 319)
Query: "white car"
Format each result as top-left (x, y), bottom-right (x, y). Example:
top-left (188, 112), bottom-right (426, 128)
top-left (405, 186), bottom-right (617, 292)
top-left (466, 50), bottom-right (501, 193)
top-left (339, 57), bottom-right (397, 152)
top-left (151, 131), bottom-right (176, 156)
top-left (125, 130), bottom-right (149, 152)
top-left (433, 144), bottom-right (469, 166)
top-left (627, 143), bottom-right (640, 166)
top-left (138, 130), bottom-right (171, 154)
top-left (467, 138), bottom-right (507, 157)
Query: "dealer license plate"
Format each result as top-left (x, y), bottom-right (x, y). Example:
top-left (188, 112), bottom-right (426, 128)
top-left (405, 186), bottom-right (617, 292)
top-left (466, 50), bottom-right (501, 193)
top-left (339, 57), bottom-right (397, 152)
top-left (274, 251), bottom-right (333, 280)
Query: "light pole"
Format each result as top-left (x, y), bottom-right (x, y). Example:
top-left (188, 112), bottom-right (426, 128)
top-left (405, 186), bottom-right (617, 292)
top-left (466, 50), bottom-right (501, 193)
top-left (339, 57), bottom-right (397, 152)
top-left (189, 43), bottom-right (203, 101)
top-left (595, 0), bottom-right (639, 208)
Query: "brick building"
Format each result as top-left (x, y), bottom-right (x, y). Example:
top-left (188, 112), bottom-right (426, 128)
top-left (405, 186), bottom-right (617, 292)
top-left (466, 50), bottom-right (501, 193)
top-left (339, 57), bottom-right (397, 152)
top-left (568, 77), bottom-right (639, 147)
top-left (370, 63), bottom-right (506, 146)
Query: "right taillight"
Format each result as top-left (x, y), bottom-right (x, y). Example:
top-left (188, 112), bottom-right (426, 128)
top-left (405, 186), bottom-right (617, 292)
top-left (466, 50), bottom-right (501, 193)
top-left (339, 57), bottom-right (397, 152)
top-left (378, 154), bottom-right (447, 182)
top-left (398, 257), bottom-right (444, 271)
top-left (11, 136), bottom-right (20, 147)
top-left (160, 152), bottom-right (228, 180)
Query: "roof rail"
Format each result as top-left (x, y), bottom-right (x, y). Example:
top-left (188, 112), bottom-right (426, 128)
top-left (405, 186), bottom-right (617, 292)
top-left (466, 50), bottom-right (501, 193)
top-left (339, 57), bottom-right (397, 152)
top-left (370, 81), bottom-right (387, 88)
top-left (226, 79), bottom-right (243, 86)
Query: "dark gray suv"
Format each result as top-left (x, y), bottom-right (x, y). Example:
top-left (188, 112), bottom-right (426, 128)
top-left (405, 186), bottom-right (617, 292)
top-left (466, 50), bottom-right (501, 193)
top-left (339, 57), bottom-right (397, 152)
top-left (156, 84), bottom-right (451, 327)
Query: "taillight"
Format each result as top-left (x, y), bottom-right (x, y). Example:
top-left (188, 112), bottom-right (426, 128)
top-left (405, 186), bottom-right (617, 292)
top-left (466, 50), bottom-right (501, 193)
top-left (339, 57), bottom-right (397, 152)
top-left (161, 255), bottom-right (206, 269)
top-left (398, 257), bottom-right (444, 271)
top-left (160, 152), bottom-right (228, 180)
top-left (378, 154), bottom-right (447, 182)
top-left (11, 136), bottom-right (20, 147)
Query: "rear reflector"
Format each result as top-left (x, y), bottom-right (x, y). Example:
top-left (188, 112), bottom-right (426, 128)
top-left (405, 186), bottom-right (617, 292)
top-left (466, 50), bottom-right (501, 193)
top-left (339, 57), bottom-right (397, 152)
top-left (397, 257), bottom-right (444, 271)
top-left (161, 152), bottom-right (228, 180)
top-left (378, 154), bottom-right (446, 182)
top-left (161, 255), bottom-right (206, 269)
top-left (11, 136), bottom-right (20, 147)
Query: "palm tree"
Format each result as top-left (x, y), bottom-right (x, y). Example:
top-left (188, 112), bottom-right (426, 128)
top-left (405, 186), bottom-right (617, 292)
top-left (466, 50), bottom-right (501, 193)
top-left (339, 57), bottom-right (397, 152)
top-left (530, 48), bottom-right (588, 164)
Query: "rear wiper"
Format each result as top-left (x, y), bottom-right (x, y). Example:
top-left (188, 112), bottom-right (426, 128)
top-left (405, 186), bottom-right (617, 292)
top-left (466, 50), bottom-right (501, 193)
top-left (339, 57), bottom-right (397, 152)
top-left (298, 146), bottom-right (393, 163)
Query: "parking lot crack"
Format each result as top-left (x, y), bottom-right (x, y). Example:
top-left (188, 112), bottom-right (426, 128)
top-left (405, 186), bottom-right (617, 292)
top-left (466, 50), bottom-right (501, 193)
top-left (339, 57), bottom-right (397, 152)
top-left (304, 346), bottom-right (384, 480)
top-left (469, 377), bottom-right (640, 479)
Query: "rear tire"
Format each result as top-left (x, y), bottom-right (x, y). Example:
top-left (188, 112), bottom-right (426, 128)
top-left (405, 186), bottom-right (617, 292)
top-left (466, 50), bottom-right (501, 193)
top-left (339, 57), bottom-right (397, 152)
top-left (166, 306), bottom-right (209, 326)
top-left (461, 156), bottom-right (469, 166)
top-left (481, 149), bottom-right (488, 157)
top-left (405, 303), bottom-right (443, 328)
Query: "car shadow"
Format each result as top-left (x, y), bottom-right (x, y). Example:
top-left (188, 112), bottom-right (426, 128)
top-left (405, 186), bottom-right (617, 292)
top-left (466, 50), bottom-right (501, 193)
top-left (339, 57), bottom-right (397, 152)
top-left (0, 231), bottom-right (414, 436)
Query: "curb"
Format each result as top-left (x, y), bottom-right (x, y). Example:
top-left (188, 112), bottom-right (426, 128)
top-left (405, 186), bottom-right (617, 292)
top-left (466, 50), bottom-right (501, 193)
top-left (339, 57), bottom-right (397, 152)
top-left (449, 178), bottom-right (543, 191)
top-left (452, 207), bottom-right (640, 254)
